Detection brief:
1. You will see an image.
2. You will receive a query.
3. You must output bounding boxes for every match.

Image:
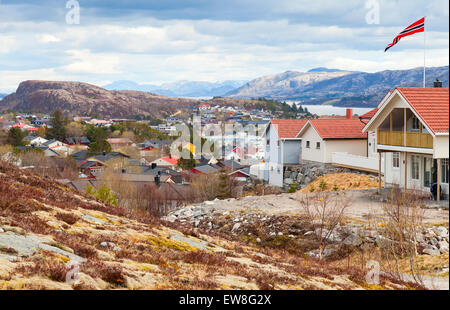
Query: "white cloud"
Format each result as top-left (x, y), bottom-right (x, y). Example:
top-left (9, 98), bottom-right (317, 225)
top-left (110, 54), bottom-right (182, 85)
top-left (37, 34), bottom-right (61, 43)
top-left (61, 49), bottom-right (121, 74)
top-left (0, 35), bottom-right (16, 53)
top-left (0, 0), bottom-right (448, 92)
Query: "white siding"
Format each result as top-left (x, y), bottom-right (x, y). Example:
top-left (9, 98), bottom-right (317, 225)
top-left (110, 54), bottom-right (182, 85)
top-left (300, 125), bottom-right (325, 163)
top-left (434, 135), bottom-right (449, 159)
top-left (325, 139), bottom-right (367, 163)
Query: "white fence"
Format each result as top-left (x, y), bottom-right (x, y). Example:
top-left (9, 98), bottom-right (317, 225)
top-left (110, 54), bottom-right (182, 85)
top-left (331, 152), bottom-right (384, 173)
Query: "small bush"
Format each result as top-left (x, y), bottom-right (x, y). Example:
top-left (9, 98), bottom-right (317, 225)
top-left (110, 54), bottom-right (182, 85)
top-left (55, 212), bottom-right (80, 225)
top-left (16, 259), bottom-right (69, 282)
top-left (181, 251), bottom-right (227, 266)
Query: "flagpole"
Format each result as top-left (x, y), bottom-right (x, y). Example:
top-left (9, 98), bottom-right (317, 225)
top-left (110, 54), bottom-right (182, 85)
top-left (423, 16), bottom-right (426, 88)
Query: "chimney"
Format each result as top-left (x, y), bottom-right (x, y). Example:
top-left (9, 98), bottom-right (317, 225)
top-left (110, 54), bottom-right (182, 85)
top-left (346, 108), bottom-right (353, 119)
top-left (151, 163), bottom-right (157, 169)
top-left (434, 78), bottom-right (442, 88)
top-left (102, 151), bottom-right (106, 156)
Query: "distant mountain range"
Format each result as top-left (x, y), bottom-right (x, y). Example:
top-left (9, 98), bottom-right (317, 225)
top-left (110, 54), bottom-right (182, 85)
top-left (226, 66), bottom-right (449, 107)
top-left (1, 66), bottom-right (448, 117)
top-left (0, 93), bottom-right (7, 99)
top-left (103, 80), bottom-right (247, 98)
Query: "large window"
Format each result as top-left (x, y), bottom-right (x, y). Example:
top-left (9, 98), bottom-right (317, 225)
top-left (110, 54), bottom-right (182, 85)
top-left (412, 116), bottom-right (420, 131)
top-left (442, 159), bottom-right (449, 184)
top-left (411, 155), bottom-right (420, 180)
top-left (393, 152), bottom-right (400, 168)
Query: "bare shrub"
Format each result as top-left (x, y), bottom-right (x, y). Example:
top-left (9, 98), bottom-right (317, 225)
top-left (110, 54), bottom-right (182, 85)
top-left (377, 187), bottom-right (426, 285)
top-left (297, 191), bottom-right (350, 259)
top-left (16, 258), bottom-right (69, 282)
top-left (80, 260), bottom-right (126, 286)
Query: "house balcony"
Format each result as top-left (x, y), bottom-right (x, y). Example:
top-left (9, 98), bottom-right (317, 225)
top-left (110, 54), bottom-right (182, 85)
top-left (377, 129), bottom-right (433, 149)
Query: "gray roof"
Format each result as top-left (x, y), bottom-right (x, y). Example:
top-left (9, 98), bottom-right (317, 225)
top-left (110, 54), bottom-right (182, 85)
top-left (192, 164), bottom-right (219, 174)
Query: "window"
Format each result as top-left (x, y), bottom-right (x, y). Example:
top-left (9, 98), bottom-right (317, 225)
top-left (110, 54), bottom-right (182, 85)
top-left (393, 152), bottom-right (400, 168)
top-left (411, 155), bottom-right (420, 180)
top-left (412, 116), bottom-right (420, 131)
top-left (266, 139), bottom-right (270, 145)
top-left (423, 157), bottom-right (432, 188)
top-left (442, 159), bottom-right (449, 184)
top-left (316, 142), bottom-right (321, 149)
top-left (306, 141), bottom-right (310, 148)
top-left (277, 140), bottom-right (280, 147)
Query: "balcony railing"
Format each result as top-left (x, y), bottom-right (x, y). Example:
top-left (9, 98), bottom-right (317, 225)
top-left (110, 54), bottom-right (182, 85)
top-left (377, 130), bottom-right (433, 149)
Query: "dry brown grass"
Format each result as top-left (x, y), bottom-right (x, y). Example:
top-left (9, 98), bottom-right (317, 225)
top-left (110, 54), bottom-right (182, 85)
top-left (299, 173), bottom-right (380, 193)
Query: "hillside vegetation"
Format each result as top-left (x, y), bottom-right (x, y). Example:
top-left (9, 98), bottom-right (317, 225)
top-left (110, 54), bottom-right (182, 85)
top-left (0, 161), bottom-right (421, 290)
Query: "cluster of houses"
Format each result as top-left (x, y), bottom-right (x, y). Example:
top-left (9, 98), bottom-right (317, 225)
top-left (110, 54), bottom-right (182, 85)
top-left (263, 84), bottom-right (449, 201)
top-left (2, 84), bottom-right (448, 204)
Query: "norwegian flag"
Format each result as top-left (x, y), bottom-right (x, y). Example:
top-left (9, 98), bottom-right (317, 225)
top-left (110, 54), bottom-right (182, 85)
top-left (385, 17), bottom-right (425, 52)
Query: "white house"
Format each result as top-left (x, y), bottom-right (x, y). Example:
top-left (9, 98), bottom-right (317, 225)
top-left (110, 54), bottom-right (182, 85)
top-left (150, 156), bottom-right (179, 169)
top-left (263, 119), bottom-right (307, 186)
top-left (363, 86), bottom-right (449, 201)
top-left (296, 113), bottom-right (368, 165)
top-left (23, 136), bottom-right (48, 146)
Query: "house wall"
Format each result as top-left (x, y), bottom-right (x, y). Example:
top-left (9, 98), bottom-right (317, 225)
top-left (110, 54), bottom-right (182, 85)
top-left (367, 131), bottom-right (378, 158)
top-left (325, 139), bottom-right (367, 163)
top-left (268, 162), bottom-right (283, 187)
top-left (283, 140), bottom-right (302, 164)
top-left (434, 135), bottom-right (449, 159)
top-left (383, 152), bottom-right (403, 187)
top-left (300, 126), bottom-right (325, 163)
top-left (383, 152), bottom-right (449, 197)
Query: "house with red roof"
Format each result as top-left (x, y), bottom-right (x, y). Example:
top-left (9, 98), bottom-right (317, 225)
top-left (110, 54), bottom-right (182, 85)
top-left (363, 85), bottom-right (449, 201)
top-left (296, 110), bottom-right (368, 164)
top-left (149, 156), bottom-right (179, 169)
top-left (263, 119), bottom-right (308, 186)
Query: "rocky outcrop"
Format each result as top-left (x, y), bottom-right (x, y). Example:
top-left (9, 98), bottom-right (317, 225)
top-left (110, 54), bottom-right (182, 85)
top-left (0, 80), bottom-right (262, 119)
top-left (0, 80), bottom-right (201, 118)
top-left (164, 201), bottom-right (449, 257)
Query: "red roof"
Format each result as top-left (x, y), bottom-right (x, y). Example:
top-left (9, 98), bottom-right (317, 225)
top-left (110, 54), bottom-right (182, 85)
top-left (270, 119), bottom-right (308, 139)
top-left (307, 119), bottom-right (367, 139)
top-left (161, 156), bottom-right (179, 165)
top-left (397, 87), bottom-right (449, 134)
top-left (360, 108), bottom-right (378, 119)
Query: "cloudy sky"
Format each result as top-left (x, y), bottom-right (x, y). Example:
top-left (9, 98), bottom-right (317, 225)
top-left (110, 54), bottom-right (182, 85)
top-left (0, 0), bottom-right (448, 92)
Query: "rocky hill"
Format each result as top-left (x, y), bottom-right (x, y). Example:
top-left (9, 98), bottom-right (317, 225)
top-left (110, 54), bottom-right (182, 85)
top-left (0, 160), bottom-right (423, 290)
top-left (0, 80), bottom-right (201, 118)
top-left (226, 66), bottom-right (449, 107)
top-left (0, 94), bottom-right (7, 99)
top-left (0, 80), bottom-right (269, 118)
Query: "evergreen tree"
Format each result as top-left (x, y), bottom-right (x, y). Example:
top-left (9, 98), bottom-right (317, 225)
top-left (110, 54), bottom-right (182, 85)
top-left (88, 140), bottom-right (112, 155)
top-left (7, 127), bottom-right (27, 146)
top-left (46, 110), bottom-right (68, 141)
